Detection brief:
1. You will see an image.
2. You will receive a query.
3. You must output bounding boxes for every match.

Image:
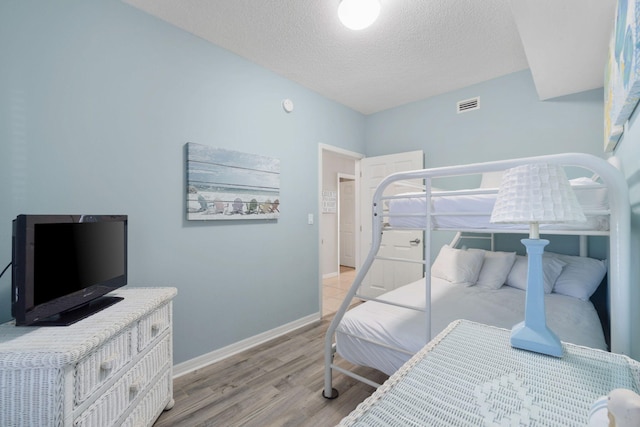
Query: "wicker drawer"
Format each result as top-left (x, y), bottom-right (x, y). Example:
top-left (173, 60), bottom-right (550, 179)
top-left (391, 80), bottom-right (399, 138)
top-left (138, 303), bottom-right (170, 352)
top-left (74, 329), bottom-right (133, 406)
top-left (74, 334), bottom-right (171, 427)
top-left (121, 370), bottom-right (172, 427)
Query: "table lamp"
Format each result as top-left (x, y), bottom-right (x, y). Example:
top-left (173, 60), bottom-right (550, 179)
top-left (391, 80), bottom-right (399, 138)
top-left (490, 163), bottom-right (586, 357)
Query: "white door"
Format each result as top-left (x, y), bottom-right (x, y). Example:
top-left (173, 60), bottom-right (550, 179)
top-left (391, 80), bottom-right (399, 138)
top-left (339, 179), bottom-right (356, 268)
top-left (359, 151), bottom-right (424, 298)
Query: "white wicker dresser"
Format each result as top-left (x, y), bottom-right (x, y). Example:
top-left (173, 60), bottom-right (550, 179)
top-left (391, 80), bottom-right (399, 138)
top-left (339, 320), bottom-right (640, 426)
top-left (0, 287), bottom-right (177, 427)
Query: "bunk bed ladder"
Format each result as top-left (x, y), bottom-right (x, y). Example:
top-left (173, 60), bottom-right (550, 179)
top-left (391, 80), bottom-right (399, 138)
top-left (323, 177), bottom-right (432, 399)
top-left (323, 195), bottom-right (387, 398)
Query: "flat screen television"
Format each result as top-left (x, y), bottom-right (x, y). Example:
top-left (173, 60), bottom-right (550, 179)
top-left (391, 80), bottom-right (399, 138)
top-left (12, 214), bottom-right (128, 326)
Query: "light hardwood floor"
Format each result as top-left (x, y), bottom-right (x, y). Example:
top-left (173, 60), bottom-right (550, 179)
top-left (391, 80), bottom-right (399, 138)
top-left (322, 266), bottom-right (357, 317)
top-left (155, 268), bottom-right (386, 427)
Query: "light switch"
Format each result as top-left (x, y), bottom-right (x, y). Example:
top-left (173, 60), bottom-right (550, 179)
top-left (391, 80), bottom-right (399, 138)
top-left (308, 214), bottom-right (314, 225)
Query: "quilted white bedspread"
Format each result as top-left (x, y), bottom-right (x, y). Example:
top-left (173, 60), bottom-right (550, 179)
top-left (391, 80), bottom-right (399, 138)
top-left (387, 179), bottom-right (609, 231)
top-left (336, 277), bottom-right (607, 376)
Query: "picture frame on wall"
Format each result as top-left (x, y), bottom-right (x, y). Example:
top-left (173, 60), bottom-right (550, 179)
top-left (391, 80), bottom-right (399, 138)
top-left (186, 142), bottom-right (280, 220)
top-left (605, 34), bottom-right (624, 152)
top-left (605, 0), bottom-right (640, 152)
top-left (322, 190), bottom-right (337, 213)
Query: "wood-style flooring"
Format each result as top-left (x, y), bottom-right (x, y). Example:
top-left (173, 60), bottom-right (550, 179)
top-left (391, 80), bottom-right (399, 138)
top-left (155, 270), bottom-right (387, 427)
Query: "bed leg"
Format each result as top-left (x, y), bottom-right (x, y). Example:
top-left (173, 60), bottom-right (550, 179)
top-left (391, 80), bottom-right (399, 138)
top-left (323, 345), bottom-right (340, 399)
top-left (323, 387), bottom-right (339, 399)
top-left (323, 356), bottom-right (339, 399)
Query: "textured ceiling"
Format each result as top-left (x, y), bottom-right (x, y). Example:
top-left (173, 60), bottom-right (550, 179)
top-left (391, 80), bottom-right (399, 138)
top-left (122, 0), bottom-right (616, 115)
top-left (511, 0), bottom-right (616, 101)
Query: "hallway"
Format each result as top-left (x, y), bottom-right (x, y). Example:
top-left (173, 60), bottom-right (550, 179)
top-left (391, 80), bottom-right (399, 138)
top-left (322, 266), bottom-right (357, 317)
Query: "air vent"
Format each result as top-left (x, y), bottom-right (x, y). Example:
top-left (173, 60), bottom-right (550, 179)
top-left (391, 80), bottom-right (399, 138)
top-left (457, 97), bottom-right (480, 113)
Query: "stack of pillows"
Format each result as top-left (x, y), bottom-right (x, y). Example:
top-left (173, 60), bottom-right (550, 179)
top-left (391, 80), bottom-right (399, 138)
top-left (431, 244), bottom-right (607, 301)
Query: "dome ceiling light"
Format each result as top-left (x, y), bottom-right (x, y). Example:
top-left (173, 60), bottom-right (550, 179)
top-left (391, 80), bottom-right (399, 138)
top-left (337, 0), bottom-right (381, 30)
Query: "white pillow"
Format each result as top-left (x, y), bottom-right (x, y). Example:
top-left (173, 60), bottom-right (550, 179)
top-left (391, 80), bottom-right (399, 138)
top-left (472, 250), bottom-right (517, 290)
top-left (505, 255), bottom-right (566, 294)
top-left (431, 245), bottom-right (485, 285)
top-left (547, 252), bottom-right (607, 301)
top-left (569, 177), bottom-right (608, 210)
top-left (480, 171), bottom-right (504, 188)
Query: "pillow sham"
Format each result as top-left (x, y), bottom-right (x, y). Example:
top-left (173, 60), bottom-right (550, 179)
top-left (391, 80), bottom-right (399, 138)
top-left (547, 252), bottom-right (607, 301)
top-left (569, 177), bottom-right (608, 211)
top-left (505, 255), bottom-right (566, 294)
top-left (471, 250), bottom-right (517, 290)
top-left (480, 171), bottom-right (503, 188)
top-left (431, 244), bottom-right (485, 285)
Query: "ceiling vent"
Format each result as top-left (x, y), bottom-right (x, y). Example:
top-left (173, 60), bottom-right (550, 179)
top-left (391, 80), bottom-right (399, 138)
top-left (457, 97), bottom-right (480, 113)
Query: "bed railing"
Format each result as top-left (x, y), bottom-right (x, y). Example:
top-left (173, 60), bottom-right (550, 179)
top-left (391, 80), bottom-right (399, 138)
top-left (323, 152), bottom-right (630, 399)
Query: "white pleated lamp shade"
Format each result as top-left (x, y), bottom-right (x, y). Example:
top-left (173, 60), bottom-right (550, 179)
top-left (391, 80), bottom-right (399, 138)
top-left (490, 163), bottom-right (586, 225)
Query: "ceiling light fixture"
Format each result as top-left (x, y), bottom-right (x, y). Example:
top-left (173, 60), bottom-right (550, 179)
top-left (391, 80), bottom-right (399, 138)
top-left (338, 0), bottom-right (381, 30)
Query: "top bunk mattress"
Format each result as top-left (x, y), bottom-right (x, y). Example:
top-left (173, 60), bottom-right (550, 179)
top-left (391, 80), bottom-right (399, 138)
top-left (335, 277), bottom-right (607, 376)
top-left (387, 178), bottom-right (609, 231)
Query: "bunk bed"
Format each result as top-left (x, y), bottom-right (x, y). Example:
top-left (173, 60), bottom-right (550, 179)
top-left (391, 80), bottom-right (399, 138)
top-left (323, 153), bottom-right (630, 399)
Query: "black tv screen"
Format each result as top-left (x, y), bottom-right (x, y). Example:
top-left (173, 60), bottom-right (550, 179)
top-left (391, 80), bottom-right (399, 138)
top-left (12, 214), bottom-right (128, 326)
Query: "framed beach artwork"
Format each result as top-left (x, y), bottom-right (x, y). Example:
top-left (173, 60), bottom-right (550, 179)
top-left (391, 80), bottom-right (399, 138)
top-left (605, 0), bottom-right (640, 151)
top-left (186, 143), bottom-right (280, 220)
top-left (605, 35), bottom-right (624, 151)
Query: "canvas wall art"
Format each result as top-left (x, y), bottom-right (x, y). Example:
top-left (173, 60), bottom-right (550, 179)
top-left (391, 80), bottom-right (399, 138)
top-left (186, 143), bottom-right (280, 220)
top-left (605, 34), bottom-right (624, 151)
top-left (605, 0), bottom-right (640, 151)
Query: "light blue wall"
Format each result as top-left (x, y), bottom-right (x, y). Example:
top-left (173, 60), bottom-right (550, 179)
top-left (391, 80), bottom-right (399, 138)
top-left (365, 70), bottom-right (604, 164)
top-left (0, 1), bottom-right (366, 364)
top-left (609, 108), bottom-right (640, 358)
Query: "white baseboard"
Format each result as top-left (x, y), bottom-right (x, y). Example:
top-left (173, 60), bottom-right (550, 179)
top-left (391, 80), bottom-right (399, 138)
top-left (323, 271), bottom-right (338, 279)
top-left (172, 312), bottom-right (321, 378)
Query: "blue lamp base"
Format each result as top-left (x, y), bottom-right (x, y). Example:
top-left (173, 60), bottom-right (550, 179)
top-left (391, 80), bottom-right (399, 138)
top-left (510, 238), bottom-right (563, 358)
top-left (510, 320), bottom-right (562, 357)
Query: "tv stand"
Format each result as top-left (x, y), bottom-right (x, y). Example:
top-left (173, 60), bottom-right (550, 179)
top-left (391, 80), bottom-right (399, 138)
top-left (32, 295), bottom-right (124, 326)
top-left (0, 287), bottom-right (177, 427)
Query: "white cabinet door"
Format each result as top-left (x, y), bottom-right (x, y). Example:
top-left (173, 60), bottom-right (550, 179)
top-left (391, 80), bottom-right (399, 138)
top-left (358, 151), bottom-right (424, 298)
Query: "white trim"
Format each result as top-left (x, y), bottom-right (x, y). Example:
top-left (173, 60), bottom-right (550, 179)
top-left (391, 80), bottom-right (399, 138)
top-left (323, 271), bottom-right (339, 279)
top-left (318, 143), bottom-right (364, 160)
top-left (173, 313), bottom-right (319, 378)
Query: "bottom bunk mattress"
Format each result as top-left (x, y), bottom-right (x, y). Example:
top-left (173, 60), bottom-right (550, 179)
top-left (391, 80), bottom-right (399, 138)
top-left (335, 277), bottom-right (607, 376)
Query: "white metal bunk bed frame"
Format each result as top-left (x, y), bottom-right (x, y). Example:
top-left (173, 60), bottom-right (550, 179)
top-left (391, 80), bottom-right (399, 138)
top-left (323, 152), bottom-right (630, 399)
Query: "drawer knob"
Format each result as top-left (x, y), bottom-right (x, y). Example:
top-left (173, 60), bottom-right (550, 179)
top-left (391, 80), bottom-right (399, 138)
top-left (100, 355), bottom-right (118, 371)
top-left (129, 376), bottom-right (144, 397)
top-left (129, 382), bottom-right (142, 395)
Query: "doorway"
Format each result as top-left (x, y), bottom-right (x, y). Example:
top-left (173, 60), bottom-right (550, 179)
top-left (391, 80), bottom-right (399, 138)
top-left (318, 144), bottom-right (363, 317)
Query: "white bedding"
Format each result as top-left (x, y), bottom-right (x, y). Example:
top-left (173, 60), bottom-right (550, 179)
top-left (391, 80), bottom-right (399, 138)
top-left (335, 277), bottom-right (607, 376)
top-left (387, 179), bottom-right (609, 230)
